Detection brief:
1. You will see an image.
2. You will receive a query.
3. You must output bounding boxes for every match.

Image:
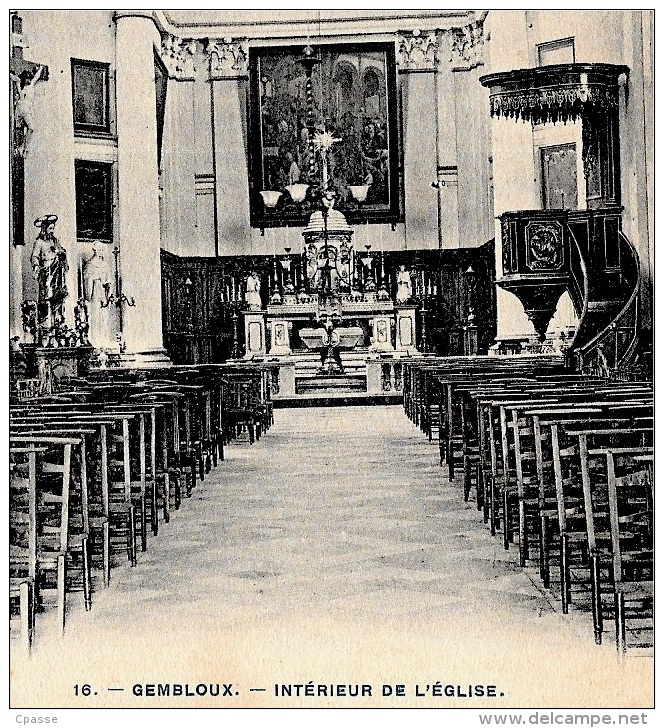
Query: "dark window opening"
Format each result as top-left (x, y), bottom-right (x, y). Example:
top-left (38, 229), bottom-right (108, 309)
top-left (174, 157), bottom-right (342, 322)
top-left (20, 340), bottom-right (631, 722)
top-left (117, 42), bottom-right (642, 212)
top-left (72, 58), bottom-right (110, 133)
top-left (75, 160), bottom-right (113, 242)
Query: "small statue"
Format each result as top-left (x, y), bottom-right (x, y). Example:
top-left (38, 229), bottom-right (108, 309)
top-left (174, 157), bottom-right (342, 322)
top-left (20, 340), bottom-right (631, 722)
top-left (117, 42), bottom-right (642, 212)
top-left (319, 318), bottom-right (345, 375)
top-left (21, 300), bottom-right (38, 343)
top-left (396, 265), bottom-right (413, 304)
top-left (244, 271), bottom-right (262, 310)
top-left (270, 287), bottom-right (282, 305)
top-left (74, 298), bottom-right (90, 346)
top-left (377, 285), bottom-right (391, 302)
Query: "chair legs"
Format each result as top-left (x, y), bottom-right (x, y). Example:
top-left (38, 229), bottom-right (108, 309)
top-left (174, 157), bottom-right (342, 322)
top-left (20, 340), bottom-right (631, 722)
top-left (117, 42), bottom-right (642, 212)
top-left (56, 553), bottom-right (66, 636)
top-left (16, 581), bottom-right (33, 654)
top-left (82, 537), bottom-right (92, 612)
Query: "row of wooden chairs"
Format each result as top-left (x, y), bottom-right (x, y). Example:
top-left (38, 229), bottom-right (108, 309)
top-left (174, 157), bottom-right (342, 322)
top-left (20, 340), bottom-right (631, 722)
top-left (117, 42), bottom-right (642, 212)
top-left (9, 363), bottom-right (274, 653)
top-left (402, 356), bottom-right (653, 658)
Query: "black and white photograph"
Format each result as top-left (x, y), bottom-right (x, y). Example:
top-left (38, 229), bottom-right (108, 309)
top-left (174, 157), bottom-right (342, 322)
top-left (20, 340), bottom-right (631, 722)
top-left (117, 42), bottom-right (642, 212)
top-left (8, 7), bottom-right (654, 718)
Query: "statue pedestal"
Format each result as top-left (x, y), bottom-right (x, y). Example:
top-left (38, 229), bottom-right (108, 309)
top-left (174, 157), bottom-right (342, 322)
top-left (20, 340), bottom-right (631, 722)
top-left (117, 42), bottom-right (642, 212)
top-left (395, 306), bottom-right (417, 353)
top-left (244, 312), bottom-right (267, 357)
top-left (268, 319), bottom-right (293, 355)
top-left (32, 346), bottom-right (93, 393)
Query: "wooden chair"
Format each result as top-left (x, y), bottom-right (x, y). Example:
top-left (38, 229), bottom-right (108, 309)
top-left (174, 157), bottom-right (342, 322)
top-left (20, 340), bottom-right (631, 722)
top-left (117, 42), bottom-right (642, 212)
top-left (10, 446), bottom-right (43, 653)
top-left (10, 436), bottom-right (91, 637)
top-left (592, 447), bottom-right (653, 654)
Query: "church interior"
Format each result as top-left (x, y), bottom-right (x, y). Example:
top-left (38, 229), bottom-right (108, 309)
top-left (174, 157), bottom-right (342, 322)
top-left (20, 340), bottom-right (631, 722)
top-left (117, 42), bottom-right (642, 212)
top-left (9, 10), bottom-right (654, 709)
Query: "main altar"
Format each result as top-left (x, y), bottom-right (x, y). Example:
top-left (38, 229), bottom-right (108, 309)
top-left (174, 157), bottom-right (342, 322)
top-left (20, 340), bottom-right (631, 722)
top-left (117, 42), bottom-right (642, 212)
top-left (239, 45), bottom-right (420, 400)
top-left (242, 193), bottom-right (419, 399)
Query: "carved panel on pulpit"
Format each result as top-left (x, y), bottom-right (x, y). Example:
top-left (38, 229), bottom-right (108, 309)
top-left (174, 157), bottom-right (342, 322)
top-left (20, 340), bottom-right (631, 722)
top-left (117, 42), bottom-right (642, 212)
top-left (525, 221), bottom-right (564, 271)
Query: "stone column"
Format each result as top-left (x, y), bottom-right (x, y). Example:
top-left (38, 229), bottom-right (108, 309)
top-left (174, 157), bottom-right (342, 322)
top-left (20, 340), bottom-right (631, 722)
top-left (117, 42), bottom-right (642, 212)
top-left (397, 30), bottom-right (440, 250)
top-left (206, 38), bottom-right (251, 256)
top-left (114, 11), bottom-right (170, 365)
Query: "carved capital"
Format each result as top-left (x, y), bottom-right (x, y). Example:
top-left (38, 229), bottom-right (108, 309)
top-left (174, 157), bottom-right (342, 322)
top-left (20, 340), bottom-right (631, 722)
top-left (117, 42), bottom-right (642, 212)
top-left (206, 37), bottom-right (249, 79)
top-left (397, 29), bottom-right (439, 72)
top-left (447, 20), bottom-right (485, 70)
top-left (160, 34), bottom-right (199, 79)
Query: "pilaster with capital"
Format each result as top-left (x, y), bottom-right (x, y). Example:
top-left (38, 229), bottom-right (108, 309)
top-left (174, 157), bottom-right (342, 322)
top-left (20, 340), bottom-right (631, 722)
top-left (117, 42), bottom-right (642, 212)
top-left (447, 20), bottom-right (486, 71)
top-left (397, 29), bottom-right (440, 249)
top-left (206, 37), bottom-right (251, 254)
top-left (397, 30), bottom-right (440, 73)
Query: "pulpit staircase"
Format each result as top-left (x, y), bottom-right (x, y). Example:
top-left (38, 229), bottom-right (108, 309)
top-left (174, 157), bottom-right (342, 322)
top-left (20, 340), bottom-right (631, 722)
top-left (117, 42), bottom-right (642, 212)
top-left (567, 225), bottom-right (643, 378)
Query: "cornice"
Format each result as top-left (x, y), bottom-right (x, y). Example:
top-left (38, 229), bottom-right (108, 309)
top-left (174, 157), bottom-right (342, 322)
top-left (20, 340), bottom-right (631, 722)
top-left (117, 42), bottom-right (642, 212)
top-left (157, 9), bottom-right (483, 41)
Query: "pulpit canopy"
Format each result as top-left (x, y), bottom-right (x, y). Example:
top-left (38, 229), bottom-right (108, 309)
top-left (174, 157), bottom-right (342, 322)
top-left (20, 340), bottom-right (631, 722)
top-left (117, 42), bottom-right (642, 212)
top-left (479, 63), bottom-right (629, 125)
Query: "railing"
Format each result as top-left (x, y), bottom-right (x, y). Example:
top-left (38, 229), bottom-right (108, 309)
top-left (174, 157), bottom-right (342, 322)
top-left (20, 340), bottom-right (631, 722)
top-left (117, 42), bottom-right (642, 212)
top-left (572, 231), bottom-right (641, 378)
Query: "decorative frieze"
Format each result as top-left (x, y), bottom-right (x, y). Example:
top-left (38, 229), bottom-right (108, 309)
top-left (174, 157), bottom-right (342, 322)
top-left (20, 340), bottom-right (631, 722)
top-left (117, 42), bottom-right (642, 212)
top-left (397, 29), bottom-right (439, 72)
top-left (489, 84), bottom-right (619, 125)
top-left (205, 37), bottom-right (249, 79)
top-left (160, 33), bottom-right (199, 79)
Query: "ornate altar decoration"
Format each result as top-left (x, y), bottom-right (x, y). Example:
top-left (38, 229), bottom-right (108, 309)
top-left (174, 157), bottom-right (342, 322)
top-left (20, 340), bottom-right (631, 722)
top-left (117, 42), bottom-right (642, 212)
top-left (302, 188), bottom-right (355, 298)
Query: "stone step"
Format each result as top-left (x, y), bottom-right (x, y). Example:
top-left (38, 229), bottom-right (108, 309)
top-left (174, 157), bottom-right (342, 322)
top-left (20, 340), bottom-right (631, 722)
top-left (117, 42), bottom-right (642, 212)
top-left (296, 375), bottom-right (367, 394)
top-left (293, 350), bottom-right (369, 376)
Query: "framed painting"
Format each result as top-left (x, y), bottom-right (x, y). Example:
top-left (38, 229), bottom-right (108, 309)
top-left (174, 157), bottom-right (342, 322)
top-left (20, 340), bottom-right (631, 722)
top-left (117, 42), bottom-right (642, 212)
top-left (248, 41), bottom-right (401, 228)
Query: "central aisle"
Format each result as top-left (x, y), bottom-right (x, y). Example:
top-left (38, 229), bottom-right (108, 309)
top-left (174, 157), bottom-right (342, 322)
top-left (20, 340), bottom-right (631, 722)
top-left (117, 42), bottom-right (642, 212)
top-left (11, 406), bottom-right (652, 708)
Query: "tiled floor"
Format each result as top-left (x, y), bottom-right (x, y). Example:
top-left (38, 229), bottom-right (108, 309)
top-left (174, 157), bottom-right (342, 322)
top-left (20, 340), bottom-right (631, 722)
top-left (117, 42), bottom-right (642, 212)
top-left (10, 406), bottom-right (653, 708)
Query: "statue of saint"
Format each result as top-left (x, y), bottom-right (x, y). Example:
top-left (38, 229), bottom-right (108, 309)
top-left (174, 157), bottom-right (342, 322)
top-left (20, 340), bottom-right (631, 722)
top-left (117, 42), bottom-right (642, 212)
top-left (30, 215), bottom-right (68, 335)
top-left (80, 242), bottom-right (117, 349)
top-left (244, 271), bottom-right (262, 310)
top-left (396, 265), bottom-right (413, 304)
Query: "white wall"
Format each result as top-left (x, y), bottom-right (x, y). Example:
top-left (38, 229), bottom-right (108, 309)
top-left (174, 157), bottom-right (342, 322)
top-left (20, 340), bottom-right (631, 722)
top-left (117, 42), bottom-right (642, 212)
top-left (20, 11), bottom-right (117, 338)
